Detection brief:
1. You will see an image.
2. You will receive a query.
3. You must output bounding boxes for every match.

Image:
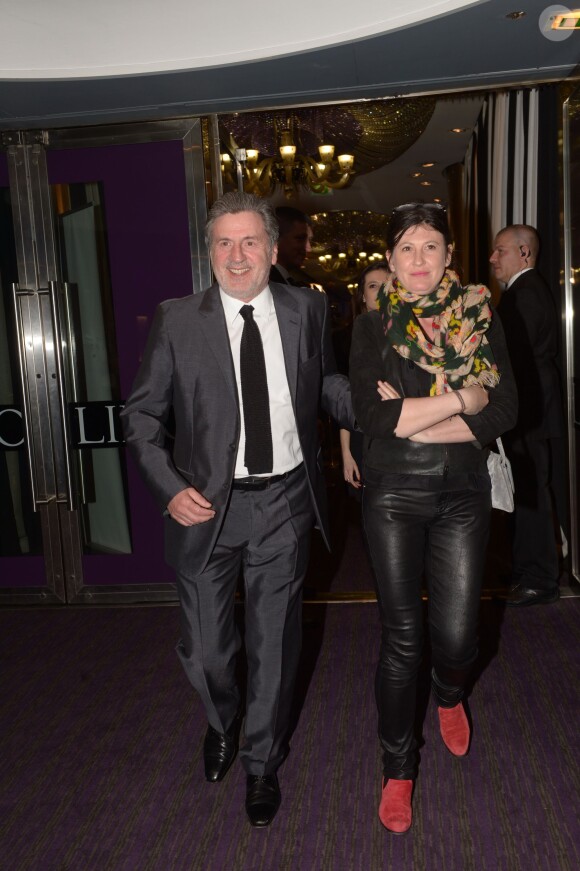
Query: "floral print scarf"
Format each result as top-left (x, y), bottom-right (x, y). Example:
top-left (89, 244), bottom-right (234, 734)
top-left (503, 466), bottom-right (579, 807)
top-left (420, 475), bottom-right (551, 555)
top-left (377, 269), bottom-right (500, 395)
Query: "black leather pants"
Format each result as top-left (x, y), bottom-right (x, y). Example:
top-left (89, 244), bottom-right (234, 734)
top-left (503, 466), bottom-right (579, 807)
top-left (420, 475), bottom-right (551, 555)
top-left (362, 485), bottom-right (491, 780)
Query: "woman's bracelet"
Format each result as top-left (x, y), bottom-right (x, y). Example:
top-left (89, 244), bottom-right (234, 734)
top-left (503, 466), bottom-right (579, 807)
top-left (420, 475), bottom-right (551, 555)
top-left (456, 390), bottom-right (466, 413)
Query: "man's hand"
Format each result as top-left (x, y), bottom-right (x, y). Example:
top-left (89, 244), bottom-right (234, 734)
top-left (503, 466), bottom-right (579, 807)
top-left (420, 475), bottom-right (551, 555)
top-left (167, 488), bottom-right (216, 526)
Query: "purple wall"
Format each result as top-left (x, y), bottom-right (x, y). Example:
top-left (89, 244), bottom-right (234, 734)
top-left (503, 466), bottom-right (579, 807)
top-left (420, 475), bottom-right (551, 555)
top-left (1, 139), bottom-right (202, 592)
top-left (48, 140), bottom-right (194, 586)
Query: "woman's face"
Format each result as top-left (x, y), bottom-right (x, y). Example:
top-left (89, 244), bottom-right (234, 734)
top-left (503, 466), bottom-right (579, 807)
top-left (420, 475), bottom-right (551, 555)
top-left (387, 223), bottom-right (452, 296)
top-left (362, 268), bottom-right (390, 311)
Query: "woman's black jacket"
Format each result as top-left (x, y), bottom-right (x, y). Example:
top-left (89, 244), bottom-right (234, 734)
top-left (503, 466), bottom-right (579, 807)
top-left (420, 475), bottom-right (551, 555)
top-left (349, 309), bottom-right (518, 483)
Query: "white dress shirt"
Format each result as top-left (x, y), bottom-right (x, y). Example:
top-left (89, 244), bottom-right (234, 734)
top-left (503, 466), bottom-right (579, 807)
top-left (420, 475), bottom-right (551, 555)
top-left (220, 286), bottom-right (303, 478)
top-left (506, 266), bottom-right (533, 289)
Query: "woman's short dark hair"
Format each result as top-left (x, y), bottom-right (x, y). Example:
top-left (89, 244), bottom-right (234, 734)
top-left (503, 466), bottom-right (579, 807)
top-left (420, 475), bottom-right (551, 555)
top-left (355, 260), bottom-right (391, 312)
top-left (386, 203), bottom-right (452, 253)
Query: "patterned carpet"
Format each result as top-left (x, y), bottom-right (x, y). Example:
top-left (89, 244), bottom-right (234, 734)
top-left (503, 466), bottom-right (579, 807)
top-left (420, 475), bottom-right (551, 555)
top-left (0, 596), bottom-right (578, 870)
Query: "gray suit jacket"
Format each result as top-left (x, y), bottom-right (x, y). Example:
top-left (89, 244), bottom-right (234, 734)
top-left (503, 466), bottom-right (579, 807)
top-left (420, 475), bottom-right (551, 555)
top-left (121, 282), bottom-right (354, 574)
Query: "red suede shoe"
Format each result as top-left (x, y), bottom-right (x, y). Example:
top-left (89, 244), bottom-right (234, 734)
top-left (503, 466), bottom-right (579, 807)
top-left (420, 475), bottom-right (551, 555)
top-left (438, 702), bottom-right (470, 756)
top-left (378, 778), bottom-right (413, 834)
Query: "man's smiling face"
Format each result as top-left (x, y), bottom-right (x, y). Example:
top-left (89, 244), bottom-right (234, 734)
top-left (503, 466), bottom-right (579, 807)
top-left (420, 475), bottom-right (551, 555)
top-left (210, 211), bottom-right (277, 302)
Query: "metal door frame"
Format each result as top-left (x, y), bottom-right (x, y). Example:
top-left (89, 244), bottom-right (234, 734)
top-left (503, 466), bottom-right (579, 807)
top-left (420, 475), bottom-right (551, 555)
top-left (562, 92), bottom-right (579, 582)
top-left (1, 118), bottom-right (212, 604)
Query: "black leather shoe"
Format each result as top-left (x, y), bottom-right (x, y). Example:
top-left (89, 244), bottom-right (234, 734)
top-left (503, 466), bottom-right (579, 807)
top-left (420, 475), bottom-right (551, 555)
top-left (245, 774), bottom-right (281, 827)
top-left (203, 711), bottom-right (242, 783)
top-left (501, 583), bottom-right (559, 607)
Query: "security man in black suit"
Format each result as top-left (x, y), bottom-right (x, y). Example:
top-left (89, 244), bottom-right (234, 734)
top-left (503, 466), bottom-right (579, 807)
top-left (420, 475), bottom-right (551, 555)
top-left (490, 224), bottom-right (563, 606)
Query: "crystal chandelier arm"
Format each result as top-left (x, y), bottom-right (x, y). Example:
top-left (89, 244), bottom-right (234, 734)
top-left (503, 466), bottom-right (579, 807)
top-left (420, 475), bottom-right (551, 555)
top-left (316, 172), bottom-right (355, 190)
top-left (293, 153), bottom-right (327, 181)
top-left (293, 154), bottom-right (354, 189)
top-left (244, 155), bottom-right (276, 195)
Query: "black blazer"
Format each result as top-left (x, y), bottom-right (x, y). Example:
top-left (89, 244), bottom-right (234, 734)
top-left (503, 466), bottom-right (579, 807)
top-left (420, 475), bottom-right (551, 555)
top-left (269, 265), bottom-right (289, 284)
top-left (269, 264), bottom-right (311, 288)
top-left (121, 282), bottom-right (354, 574)
top-left (349, 308), bottom-right (517, 477)
top-left (496, 269), bottom-right (563, 440)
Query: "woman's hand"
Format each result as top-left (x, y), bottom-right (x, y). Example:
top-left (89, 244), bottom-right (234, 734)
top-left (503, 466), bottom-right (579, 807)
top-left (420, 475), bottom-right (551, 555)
top-left (458, 385), bottom-right (489, 415)
top-left (342, 452), bottom-right (362, 488)
top-left (377, 380), bottom-right (401, 401)
top-left (339, 428), bottom-right (362, 488)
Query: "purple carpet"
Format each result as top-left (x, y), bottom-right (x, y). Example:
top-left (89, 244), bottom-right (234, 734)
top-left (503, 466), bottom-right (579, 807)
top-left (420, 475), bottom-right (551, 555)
top-left (0, 597), bottom-right (578, 870)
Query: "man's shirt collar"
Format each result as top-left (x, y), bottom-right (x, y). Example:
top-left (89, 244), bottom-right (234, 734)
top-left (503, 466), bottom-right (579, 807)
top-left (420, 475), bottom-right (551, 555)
top-left (219, 285), bottom-right (274, 325)
top-left (506, 266), bottom-right (533, 289)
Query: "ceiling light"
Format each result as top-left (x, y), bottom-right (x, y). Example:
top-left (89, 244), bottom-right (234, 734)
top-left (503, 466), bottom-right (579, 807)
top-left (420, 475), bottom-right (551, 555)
top-left (420, 180), bottom-right (432, 186)
top-left (311, 210), bottom-right (389, 282)
top-left (420, 162), bottom-right (436, 168)
top-left (410, 171), bottom-right (423, 178)
top-left (450, 128), bottom-right (467, 134)
top-left (220, 116), bottom-right (355, 198)
top-left (219, 100), bottom-right (438, 199)
top-left (552, 10), bottom-right (580, 28)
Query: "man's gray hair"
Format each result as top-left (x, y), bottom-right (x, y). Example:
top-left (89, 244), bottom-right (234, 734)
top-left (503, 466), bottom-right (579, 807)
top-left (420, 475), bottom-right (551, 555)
top-left (205, 192), bottom-right (279, 250)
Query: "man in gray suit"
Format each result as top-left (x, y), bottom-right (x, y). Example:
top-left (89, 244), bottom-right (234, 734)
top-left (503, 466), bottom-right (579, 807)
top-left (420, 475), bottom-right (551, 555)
top-left (122, 192), bottom-right (354, 826)
top-left (490, 224), bottom-right (564, 606)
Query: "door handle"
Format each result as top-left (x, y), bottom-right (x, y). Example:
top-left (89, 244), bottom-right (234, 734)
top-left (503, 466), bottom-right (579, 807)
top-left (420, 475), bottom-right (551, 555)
top-left (12, 281), bottom-right (78, 511)
top-left (11, 284), bottom-right (42, 510)
top-left (47, 281), bottom-right (77, 511)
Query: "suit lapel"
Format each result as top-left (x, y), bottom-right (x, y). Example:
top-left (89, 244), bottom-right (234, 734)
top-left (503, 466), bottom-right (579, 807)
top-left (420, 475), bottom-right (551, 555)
top-left (272, 284), bottom-right (301, 402)
top-left (198, 284), bottom-right (238, 403)
top-left (198, 282), bottom-right (302, 405)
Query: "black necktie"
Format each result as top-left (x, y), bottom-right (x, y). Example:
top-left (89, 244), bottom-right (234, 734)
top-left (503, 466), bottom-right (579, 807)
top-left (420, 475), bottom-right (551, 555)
top-left (239, 305), bottom-right (273, 474)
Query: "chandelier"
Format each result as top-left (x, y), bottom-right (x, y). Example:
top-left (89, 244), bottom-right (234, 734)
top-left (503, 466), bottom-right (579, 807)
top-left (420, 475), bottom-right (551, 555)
top-left (219, 99), bottom-right (436, 200)
top-left (220, 115), bottom-right (355, 198)
top-left (309, 210), bottom-right (389, 285)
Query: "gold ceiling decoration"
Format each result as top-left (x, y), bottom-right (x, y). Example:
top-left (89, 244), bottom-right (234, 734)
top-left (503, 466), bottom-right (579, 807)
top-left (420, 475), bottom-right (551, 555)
top-left (310, 210), bottom-right (389, 284)
top-left (220, 109), bottom-right (356, 198)
top-left (219, 98), bottom-right (436, 199)
top-left (346, 97), bottom-right (437, 174)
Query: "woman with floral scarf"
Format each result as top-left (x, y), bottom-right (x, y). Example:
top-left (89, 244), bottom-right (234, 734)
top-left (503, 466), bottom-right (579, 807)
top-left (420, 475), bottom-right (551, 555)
top-left (350, 203), bottom-right (517, 834)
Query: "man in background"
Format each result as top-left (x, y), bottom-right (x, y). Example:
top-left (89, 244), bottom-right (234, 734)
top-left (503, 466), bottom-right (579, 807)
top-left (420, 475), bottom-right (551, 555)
top-left (270, 206), bottom-right (313, 286)
top-left (490, 224), bottom-right (564, 606)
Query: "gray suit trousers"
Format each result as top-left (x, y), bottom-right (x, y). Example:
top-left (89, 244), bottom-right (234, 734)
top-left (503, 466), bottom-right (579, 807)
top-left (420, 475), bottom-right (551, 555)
top-left (175, 467), bottom-right (313, 775)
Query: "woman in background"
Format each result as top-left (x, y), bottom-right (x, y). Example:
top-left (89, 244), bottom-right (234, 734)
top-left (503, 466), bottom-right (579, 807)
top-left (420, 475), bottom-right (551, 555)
top-left (340, 261), bottom-right (391, 491)
top-left (350, 204), bottom-right (516, 834)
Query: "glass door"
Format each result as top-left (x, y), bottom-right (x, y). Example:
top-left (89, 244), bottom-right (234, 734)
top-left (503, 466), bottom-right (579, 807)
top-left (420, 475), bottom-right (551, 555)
top-left (0, 120), bottom-right (212, 603)
top-left (0, 153), bottom-right (46, 597)
top-left (563, 87), bottom-right (580, 583)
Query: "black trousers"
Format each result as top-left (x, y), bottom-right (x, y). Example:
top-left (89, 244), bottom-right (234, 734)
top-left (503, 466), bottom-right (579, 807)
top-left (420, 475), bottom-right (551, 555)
top-left (507, 436), bottom-right (560, 591)
top-left (362, 485), bottom-right (491, 780)
top-left (175, 469), bottom-right (313, 775)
